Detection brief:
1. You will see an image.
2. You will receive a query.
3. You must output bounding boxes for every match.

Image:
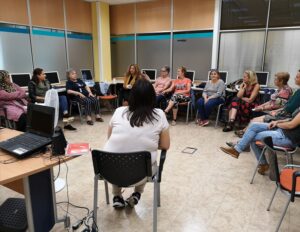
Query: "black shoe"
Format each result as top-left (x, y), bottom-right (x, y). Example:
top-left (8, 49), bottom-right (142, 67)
top-left (125, 192), bottom-right (141, 207)
top-left (223, 121), bottom-right (234, 132)
top-left (64, 124), bottom-right (77, 131)
top-left (113, 196), bottom-right (126, 208)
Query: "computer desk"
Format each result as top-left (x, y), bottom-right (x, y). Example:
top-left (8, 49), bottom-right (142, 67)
top-left (0, 128), bottom-right (74, 232)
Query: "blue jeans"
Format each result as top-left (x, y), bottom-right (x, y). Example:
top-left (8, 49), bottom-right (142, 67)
top-left (59, 95), bottom-right (68, 115)
top-left (197, 97), bottom-right (224, 120)
top-left (156, 94), bottom-right (167, 110)
top-left (234, 122), bottom-right (294, 164)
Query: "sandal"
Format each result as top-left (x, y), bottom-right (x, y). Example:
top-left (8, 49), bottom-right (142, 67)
top-left (87, 120), bottom-right (94, 125)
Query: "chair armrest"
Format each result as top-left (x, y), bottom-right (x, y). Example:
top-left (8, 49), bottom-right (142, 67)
top-left (291, 171), bottom-right (300, 202)
top-left (158, 150), bottom-right (167, 183)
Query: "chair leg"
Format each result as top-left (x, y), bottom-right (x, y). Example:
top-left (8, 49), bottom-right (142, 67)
top-left (186, 103), bottom-right (190, 124)
top-left (267, 185), bottom-right (279, 211)
top-left (157, 183), bottom-right (161, 207)
top-left (77, 103), bottom-right (83, 124)
top-left (104, 181), bottom-right (110, 204)
top-left (215, 104), bottom-right (223, 128)
top-left (275, 196), bottom-right (291, 232)
top-left (93, 175), bottom-right (99, 231)
top-left (250, 147), bottom-right (266, 184)
top-left (153, 176), bottom-right (158, 232)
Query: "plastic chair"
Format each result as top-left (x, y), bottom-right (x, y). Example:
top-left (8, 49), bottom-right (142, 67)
top-left (178, 101), bottom-right (193, 124)
top-left (69, 100), bottom-right (84, 124)
top-left (194, 103), bottom-right (224, 127)
top-left (262, 137), bottom-right (300, 232)
top-left (98, 95), bottom-right (118, 112)
top-left (91, 150), bottom-right (167, 232)
top-left (250, 140), bottom-right (298, 184)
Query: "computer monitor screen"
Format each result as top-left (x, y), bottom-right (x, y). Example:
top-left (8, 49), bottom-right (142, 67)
top-left (207, 70), bottom-right (228, 84)
top-left (45, 71), bottom-right (60, 84)
top-left (256, 71), bottom-right (269, 87)
top-left (141, 69), bottom-right (157, 80)
top-left (27, 104), bottom-right (55, 137)
top-left (81, 69), bottom-right (93, 80)
top-left (185, 70), bottom-right (195, 82)
top-left (10, 73), bottom-right (31, 88)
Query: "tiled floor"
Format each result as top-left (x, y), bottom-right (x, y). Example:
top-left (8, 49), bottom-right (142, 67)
top-left (1, 113), bottom-right (300, 232)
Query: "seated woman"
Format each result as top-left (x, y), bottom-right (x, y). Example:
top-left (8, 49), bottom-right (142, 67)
top-left (164, 66), bottom-right (192, 126)
top-left (196, 69), bottom-right (225, 126)
top-left (153, 66), bottom-right (172, 109)
top-left (223, 70), bottom-right (260, 132)
top-left (121, 64), bottom-right (142, 106)
top-left (235, 72), bottom-right (293, 137)
top-left (220, 106), bottom-right (300, 175)
top-left (66, 68), bottom-right (103, 125)
top-left (103, 78), bottom-right (170, 208)
top-left (0, 70), bottom-right (27, 131)
top-left (28, 68), bottom-right (76, 131)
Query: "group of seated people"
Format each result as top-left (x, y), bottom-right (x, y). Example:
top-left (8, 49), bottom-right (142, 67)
top-left (0, 67), bottom-right (105, 131)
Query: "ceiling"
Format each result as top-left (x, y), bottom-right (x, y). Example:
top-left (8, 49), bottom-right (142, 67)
top-left (84, 0), bottom-right (154, 5)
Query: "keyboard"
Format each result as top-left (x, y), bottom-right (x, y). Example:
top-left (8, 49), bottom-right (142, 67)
top-left (0, 133), bottom-right (51, 151)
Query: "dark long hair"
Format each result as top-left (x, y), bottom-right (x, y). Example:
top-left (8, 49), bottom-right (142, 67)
top-left (126, 78), bottom-right (158, 127)
top-left (32, 68), bottom-right (43, 84)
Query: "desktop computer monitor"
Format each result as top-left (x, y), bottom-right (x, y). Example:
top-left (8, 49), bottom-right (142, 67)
top-left (45, 71), bottom-right (60, 85)
top-left (81, 69), bottom-right (93, 81)
top-left (207, 70), bottom-right (228, 84)
top-left (185, 70), bottom-right (195, 82)
top-left (141, 69), bottom-right (157, 81)
top-left (256, 71), bottom-right (269, 87)
top-left (10, 73), bottom-right (31, 88)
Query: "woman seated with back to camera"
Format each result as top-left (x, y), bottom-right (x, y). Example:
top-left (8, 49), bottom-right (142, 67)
top-left (196, 69), bottom-right (225, 127)
top-left (234, 72), bottom-right (293, 138)
top-left (164, 66), bottom-right (192, 126)
top-left (28, 68), bottom-right (76, 131)
top-left (0, 70), bottom-right (27, 132)
top-left (153, 66), bottom-right (172, 110)
top-left (103, 78), bottom-right (170, 208)
top-left (121, 64), bottom-right (142, 106)
top-left (223, 70), bottom-right (260, 132)
top-left (66, 68), bottom-right (103, 125)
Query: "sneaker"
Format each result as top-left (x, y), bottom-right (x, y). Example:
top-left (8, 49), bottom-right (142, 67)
top-left (226, 142), bottom-right (250, 152)
top-left (62, 114), bottom-right (74, 123)
top-left (64, 124), bottom-right (77, 131)
top-left (171, 120), bottom-right (176, 126)
top-left (125, 192), bottom-right (141, 208)
top-left (113, 196), bottom-right (126, 208)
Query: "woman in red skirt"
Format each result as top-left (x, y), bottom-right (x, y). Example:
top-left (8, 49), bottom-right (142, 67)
top-left (223, 70), bottom-right (260, 132)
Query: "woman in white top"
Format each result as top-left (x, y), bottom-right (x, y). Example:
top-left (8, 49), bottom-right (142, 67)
top-left (104, 78), bottom-right (170, 208)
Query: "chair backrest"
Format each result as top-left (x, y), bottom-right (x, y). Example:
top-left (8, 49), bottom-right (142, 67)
top-left (263, 137), bottom-right (280, 183)
top-left (91, 150), bottom-right (152, 187)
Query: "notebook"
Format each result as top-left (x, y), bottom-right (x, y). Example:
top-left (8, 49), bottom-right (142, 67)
top-left (0, 104), bottom-right (55, 158)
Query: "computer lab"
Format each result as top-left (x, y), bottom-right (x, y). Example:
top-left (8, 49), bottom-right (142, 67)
top-left (1, 0), bottom-right (300, 232)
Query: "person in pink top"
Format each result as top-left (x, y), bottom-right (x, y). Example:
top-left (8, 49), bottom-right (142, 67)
top-left (0, 70), bottom-right (27, 131)
top-left (153, 66), bottom-right (172, 110)
top-left (164, 66), bottom-right (192, 126)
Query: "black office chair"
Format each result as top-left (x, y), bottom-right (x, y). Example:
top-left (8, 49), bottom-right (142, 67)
top-left (91, 149), bottom-right (167, 232)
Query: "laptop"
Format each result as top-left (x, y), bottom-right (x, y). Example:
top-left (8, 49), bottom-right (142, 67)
top-left (0, 104), bottom-right (55, 158)
top-left (81, 69), bottom-right (95, 87)
top-left (10, 73), bottom-right (31, 90)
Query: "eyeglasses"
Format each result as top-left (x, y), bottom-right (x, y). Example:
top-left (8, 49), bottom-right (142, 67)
top-left (160, 70), bottom-right (166, 72)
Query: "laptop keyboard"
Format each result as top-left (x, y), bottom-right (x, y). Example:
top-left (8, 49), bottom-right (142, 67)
top-left (0, 133), bottom-right (51, 151)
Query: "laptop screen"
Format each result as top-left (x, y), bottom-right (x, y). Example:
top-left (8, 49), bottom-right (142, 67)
top-left (256, 71), bottom-right (269, 87)
top-left (81, 69), bottom-right (93, 80)
top-left (10, 73), bottom-right (31, 87)
top-left (45, 71), bottom-right (60, 84)
top-left (185, 70), bottom-right (195, 82)
top-left (27, 104), bottom-right (55, 137)
top-left (141, 69), bottom-right (157, 80)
